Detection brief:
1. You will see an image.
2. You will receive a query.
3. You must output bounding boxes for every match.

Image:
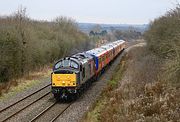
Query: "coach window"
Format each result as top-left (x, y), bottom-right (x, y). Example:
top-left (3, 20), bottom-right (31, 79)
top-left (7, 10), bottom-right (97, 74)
top-left (99, 57), bottom-right (101, 63)
top-left (98, 58), bottom-right (100, 68)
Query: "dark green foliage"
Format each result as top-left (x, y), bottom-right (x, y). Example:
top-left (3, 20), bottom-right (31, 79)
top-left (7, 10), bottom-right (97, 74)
top-left (144, 5), bottom-right (180, 58)
top-left (89, 30), bottom-right (107, 36)
top-left (0, 8), bottom-right (92, 83)
top-left (114, 30), bottom-right (142, 40)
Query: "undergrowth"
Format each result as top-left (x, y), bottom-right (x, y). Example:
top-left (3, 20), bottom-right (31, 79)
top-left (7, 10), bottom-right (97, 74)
top-left (83, 46), bottom-right (180, 122)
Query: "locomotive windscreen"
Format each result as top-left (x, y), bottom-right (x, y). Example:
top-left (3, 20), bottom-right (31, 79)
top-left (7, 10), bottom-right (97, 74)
top-left (54, 59), bottom-right (79, 70)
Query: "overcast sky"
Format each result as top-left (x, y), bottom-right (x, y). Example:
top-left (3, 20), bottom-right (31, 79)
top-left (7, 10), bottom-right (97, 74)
top-left (0, 0), bottom-right (179, 24)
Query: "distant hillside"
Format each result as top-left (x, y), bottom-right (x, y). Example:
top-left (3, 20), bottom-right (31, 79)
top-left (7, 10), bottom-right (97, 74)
top-left (78, 23), bottom-right (148, 33)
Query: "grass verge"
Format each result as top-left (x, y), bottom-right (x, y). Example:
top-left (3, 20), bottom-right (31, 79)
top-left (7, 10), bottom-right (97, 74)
top-left (0, 66), bottom-right (52, 101)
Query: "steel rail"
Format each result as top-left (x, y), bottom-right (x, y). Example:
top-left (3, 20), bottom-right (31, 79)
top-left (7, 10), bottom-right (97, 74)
top-left (1, 91), bottom-right (51, 122)
top-left (29, 102), bottom-right (57, 122)
top-left (50, 103), bottom-right (72, 122)
top-left (0, 83), bottom-right (51, 113)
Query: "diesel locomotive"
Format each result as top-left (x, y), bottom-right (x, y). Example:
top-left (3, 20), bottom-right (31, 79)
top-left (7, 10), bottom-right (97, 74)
top-left (51, 40), bottom-right (126, 101)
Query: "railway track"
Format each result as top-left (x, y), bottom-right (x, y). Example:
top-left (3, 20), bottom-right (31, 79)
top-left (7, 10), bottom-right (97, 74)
top-left (50, 103), bottom-right (71, 122)
top-left (0, 84), bottom-right (51, 122)
top-left (29, 102), bottom-right (72, 122)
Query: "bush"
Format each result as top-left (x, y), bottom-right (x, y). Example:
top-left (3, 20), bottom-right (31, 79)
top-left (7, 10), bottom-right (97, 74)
top-left (144, 4), bottom-right (180, 85)
top-left (0, 8), bottom-right (92, 83)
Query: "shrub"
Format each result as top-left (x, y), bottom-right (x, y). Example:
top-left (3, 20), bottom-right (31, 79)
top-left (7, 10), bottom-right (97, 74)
top-left (144, 4), bottom-right (180, 85)
top-left (0, 8), bottom-right (92, 84)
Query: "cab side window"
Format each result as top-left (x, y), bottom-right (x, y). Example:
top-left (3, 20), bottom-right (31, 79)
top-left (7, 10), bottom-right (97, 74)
top-left (82, 67), bottom-right (85, 78)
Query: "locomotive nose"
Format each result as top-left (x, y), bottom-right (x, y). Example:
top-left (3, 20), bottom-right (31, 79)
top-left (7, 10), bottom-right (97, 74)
top-left (51, 73), bottom-right (77, 87)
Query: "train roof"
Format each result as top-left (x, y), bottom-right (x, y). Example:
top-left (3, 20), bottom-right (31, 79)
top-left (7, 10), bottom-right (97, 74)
top-left (101, 44), bottom-right (113, 51)
top-left (71, 52), bottom-right (93, 64)
top-left (115, 40), bottom-right (125, 44)
top-left (86, 40), bottom-right (125, 57)
top-left (107, 40), bottom-right (125, 47)
top-left (86, 47), bottom-right (107, 57)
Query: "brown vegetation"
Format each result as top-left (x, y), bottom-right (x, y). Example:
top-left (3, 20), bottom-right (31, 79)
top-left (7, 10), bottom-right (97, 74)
top-left (83, 46), bottom-right (180, 122)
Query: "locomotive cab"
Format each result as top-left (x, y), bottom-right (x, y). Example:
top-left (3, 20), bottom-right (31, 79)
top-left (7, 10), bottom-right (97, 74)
top-left (51, 57), bottom-right (81, 99)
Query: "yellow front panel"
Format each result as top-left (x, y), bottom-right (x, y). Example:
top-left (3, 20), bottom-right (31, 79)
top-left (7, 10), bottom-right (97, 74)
top-left (52, 74), bottom-right (76, 87)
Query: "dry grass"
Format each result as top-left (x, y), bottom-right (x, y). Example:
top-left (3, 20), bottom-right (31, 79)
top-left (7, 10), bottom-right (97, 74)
top-left (83, 46), bottom-right (180, 122)
top-left (0, 65), bottom-right (51, 100)
top-left (23, 65), bottom-right (52, 80)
